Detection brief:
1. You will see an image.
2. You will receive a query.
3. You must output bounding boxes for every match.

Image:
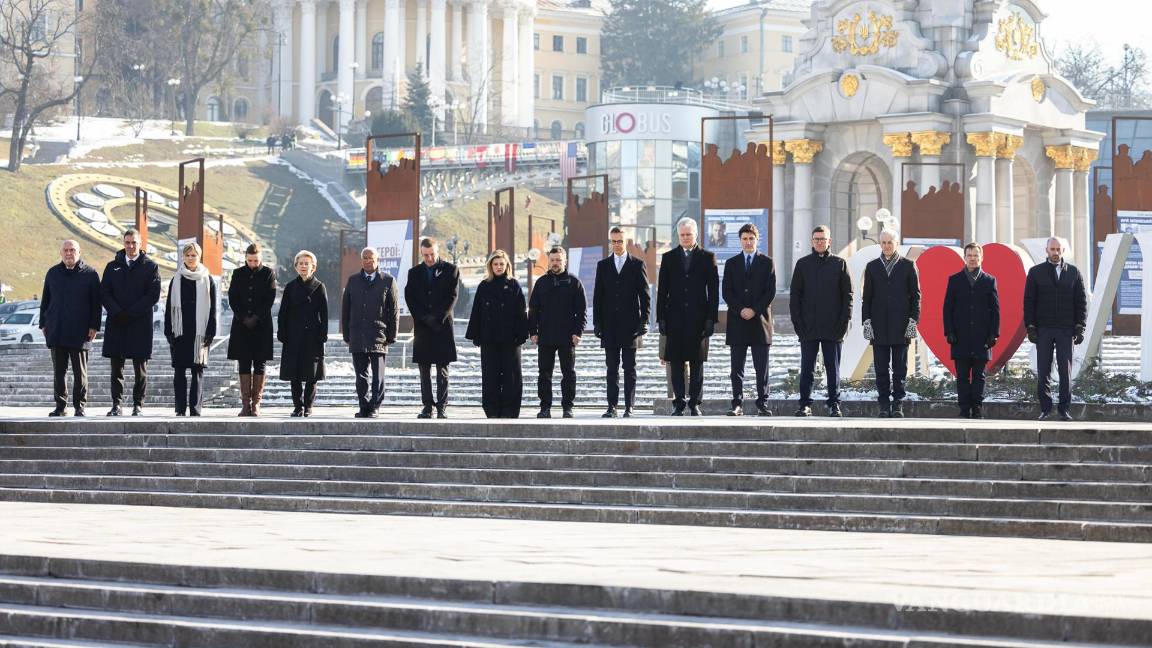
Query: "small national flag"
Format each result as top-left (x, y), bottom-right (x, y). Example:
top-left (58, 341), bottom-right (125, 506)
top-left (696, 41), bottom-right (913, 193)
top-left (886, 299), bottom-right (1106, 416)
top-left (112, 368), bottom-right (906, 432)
top-left (560, 141), bottom-right (578, 181)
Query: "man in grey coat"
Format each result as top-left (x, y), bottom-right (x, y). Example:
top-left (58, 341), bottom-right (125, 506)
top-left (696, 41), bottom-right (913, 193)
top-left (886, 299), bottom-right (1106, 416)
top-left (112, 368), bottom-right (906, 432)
top-left (342, 247), bottom-right (399, 418)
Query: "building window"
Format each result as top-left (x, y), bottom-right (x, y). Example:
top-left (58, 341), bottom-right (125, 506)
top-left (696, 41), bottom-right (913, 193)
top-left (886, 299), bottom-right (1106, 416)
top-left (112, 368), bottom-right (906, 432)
top-left (206, 97), bottom-right (222, 122)
top-left (552, 75), bottom-right (563, 101)
top-left (372, 32), bottom-right (384, 71)
top-left (575, 77), bottom-right (587, 102)
top-left (550, 120), bottom-right (562, 139)
top-left (233, 98), bottom-right (249, 121)
top-left (533, 33), bottom-right (539, 50)
top-left (552, 35), bottom-right (563, 52)
top-left (576, 37), bottom-right (587, 54)
top-left (782, 35), bottom-right (793, 52)
top-left (717, 40), bottom-right (725, 58)
top-left (534, 73), bottom-right (540, 99)
top-left (740, 35), bottom-right (748, 53)
top-left (237, 54), bottom-right (249, 80)
top-left (30, 14), bottom-right (46, 41)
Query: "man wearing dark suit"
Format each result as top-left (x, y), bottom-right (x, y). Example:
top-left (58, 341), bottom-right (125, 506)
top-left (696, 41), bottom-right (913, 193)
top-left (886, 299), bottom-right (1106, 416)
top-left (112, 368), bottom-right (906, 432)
top-left (862, 229), bottom-right (921, 418)
top-left (593, 227), bottom-right (650, 418)
top-left (342, 247), bottom-right (399, 418)
top-left (789, 225), bottom-right (852, 417)
top-left (943, 243), bottom-right (1001, 419)
top-left (722, 224), bottom-right (776, 416)
top-left (405, 238), bottom-right (460, 419)
top-left (1024, 236), bottom-right (1087, 421)
top-left (657, 217), bottom-right (719, 416)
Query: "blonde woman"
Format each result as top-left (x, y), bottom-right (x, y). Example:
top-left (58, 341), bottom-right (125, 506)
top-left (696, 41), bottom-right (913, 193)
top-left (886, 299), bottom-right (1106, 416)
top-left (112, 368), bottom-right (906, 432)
top-left (164, 242), bottom-right (218, 416)
top-left (465, 250), bottom-right (529, 418)
top-left (277, 250), bottom-right (328, 417)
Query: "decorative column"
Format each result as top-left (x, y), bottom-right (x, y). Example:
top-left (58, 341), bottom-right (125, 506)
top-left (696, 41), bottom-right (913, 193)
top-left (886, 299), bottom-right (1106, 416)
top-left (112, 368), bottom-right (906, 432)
top-left (337, 0), bottom-right (356, 127)
top-left (1047, 144), bottom-right (1076, 252)
top-left (355, 0), bottom-right (367, 80)
top-left (450, 1), bottom-right (464, 81)
top-left (1073, 146), bottom-right (1098, 267)
top-left (298, 0), bottom-right (317, 122)
top-left (784, 139), bottom-right (823, 275)
top-left (383, 0), bottom-right (401, 109)
top-left (397, 0), bottom-right (407, 79)
top-left (967, 132), bottom-right (1004, 244)
top-left (315, 1), bottom-right (328, 74)
top-left (910, 131), bottom-right (951, 196)
top-left (430, 0), bottom-right (447, 105)
top-left (517, 4), bottom-right (535, 129)
top-left (275, 0), bottom-right (295, 120)
top-left (467, 0), bottom-right (490, 130)
top-left (995, 135), bottom-right (1023, 245)
top-left (500, 2), bottom-right (519, 126)
top-left (416, 0), bottom-right (428, 70)
top-left (770, 141), bottom-right (788, 289)
top-left (882, 132), bottom-right (913, 224)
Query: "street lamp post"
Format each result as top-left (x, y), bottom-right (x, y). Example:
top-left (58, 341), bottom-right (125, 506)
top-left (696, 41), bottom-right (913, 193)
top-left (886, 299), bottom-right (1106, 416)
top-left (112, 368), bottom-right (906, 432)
top-left (428, 96), bottom-right (443, 146)
top-left (166, 78), bottom-right (181, 135)
top-left (331, 93), bottom-right (348, 149)
top-left (73, 75), bottom-right (84, 141)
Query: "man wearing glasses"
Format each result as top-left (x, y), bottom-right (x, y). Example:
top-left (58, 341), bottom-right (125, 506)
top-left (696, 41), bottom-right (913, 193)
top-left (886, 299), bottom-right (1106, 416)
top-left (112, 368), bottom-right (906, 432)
top-left (592, 227), bottom-right (650, 418)
top-left (789, 225), bottom-right (852, 417)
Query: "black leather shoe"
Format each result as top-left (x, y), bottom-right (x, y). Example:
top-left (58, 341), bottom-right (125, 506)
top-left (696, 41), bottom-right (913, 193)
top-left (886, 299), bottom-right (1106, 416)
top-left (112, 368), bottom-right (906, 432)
top-left (562, 409), bottom-right (574, 418)
top-left (756, 405), bottom-right (772, 417)
top-left (290, 408), bottom-right (303, 417)
top-left (131, 405), bottom-right (143, 416)
top-left (877, 406), bottom-right (891, 418)
top-left (416, 408), bottom-right (433, 419)
top-left (537, 409), bottom-right (551, 419)
top-left (48, 408), bottom-right (66, 417)
top-left (436, 407), bottom-right (447, 419)
top-left (302, 409), bottom-right (312, 418)
top-left (602, 407), bottom-right (617, 418)
top-left (670, 407), bottom-right (685, 416)
top-left (959, 409), bottom-right (970, 419)
top-left (689, 405), bottom-right (703, 416)
top-left (726, 406), bottom-right (743, 416)
top-left (622, 407), bottom-right (633, 418)
top-left (794, 406), bottom-right (812, 417)
top-left (971, 405), bottom-right (984, 419)
top-left (74, 408), bottom-right (85, 417)
top-left (1038, 411), bottom-right (1051, 421)
top-left (106, 406), bottom-right (122, 417)
top-left (890, 402), bottom-right (904, 418)
top-left (1059, 411), bottom-right (1073, 421)
top-left (827, 404), bottom-right (843, 418)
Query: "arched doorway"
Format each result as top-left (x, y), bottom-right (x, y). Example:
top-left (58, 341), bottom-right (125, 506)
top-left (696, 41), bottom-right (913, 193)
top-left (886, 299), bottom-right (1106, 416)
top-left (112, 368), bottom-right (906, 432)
top-left (318, 89), bottom-right (334, 129)
top-left (233, 98), bottom-right (249, 122)
top-left (550, 120), bottom-right (562, 140)
top-left (365, 86), bottom-right (384, 115)
top-left (1012, 158), bottom-right (1039, 245)
top-left (206, 96), bottom-right (223, 122)
top-left (829, 152), bottom-right (891, 250)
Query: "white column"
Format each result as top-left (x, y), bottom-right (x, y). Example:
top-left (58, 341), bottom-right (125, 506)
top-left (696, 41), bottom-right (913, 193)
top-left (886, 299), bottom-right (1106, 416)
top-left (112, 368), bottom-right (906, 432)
top-left (500, 3), bottom-right (518, 126)
top-left (315, 1), bottom-right (328, 75)
top-left (397, 0), bottom-right (407, 78)
top-left (383, 0), bottom-right (400, 109)
top-left (771, 152), bottom-right (786, 290)
top-left (355, 0), bottom-right (367, 79)
top-left (1054, 166), bottom-right (1074, 249)
top-left (517, 6), bottom-right (534, 129)
top-left (430, 0), bottom-right (447, 111)
top-left (467, 0), bottom-right (489, 130)
top-left (276, 0), bottom-right (295, 120)
top-left (792, 162), bottom-right (813, 269)
top-left (338, 0), bottom-right (355, 127)
top-left (298, 0), bottom-right (317, 122)
top-left (995, 158), bottom-right (1014, 245)
top-left (1073, 167), bottom-right (1091, 269)
top-left (450, 1), bottom-right (463, 81)
top-left (416, 0), bottom-right (428, 71)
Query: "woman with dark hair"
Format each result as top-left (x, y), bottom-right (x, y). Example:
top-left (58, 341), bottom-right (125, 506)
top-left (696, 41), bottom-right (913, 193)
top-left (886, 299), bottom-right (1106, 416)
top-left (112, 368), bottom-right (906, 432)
top-left (227, 243), bottom-right (277, 416)
top-left (465, 250), bottom-right (529, 418)
top-left (278, 250), bottom-right (327, 417)
top-left (164, 242), bottom-right (218, 416)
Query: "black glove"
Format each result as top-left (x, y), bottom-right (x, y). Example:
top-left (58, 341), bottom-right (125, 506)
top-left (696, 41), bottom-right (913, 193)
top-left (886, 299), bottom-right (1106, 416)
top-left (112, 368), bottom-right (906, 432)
top-left (635, 324), bottom-right (649, 338)
top-left (1073, 327), bottom-right (1085, 345)
top-left (113, 311), bottom-right (131, 326)
top-left (594, 328), bottom-right (602, 338)
top-left (703, 320), bottom-right (715, 337)
top-left (658, 320), bottom-right (667, 335)
top-left (946, 334), bottom-right (957, 345)
top-left (243, 315), bottom-right (259, 330)
top-left (986, 336), bottom-right (998, 349)
top-left (203, 337), bottom-right (213, 347)
top-left (1026, 325), bottom-right (1038, 344)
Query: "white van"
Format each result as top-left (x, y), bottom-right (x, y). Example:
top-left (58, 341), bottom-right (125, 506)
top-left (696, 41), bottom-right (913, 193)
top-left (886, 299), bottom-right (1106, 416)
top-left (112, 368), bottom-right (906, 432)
top-left (0, 311), bottom-right (44, 345)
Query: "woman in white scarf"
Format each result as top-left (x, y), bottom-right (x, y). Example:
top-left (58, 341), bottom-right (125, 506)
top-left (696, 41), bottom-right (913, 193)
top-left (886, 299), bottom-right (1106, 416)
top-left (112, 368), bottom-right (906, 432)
top-left (164, 242), bottom-right (217, 416)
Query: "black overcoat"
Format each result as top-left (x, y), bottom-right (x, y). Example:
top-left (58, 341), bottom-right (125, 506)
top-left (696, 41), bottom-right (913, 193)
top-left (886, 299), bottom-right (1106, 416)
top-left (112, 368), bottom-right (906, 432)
top-left (943, 270), bottom-right (1000, 361)
top-left (722, 252), bottom-right (776, 347)
top-left (528, 271), bottom-right (587, 346)
top-left (1023, 262), bottom-right (1087, 330)
top-left (465, 277), bottom-right (529, 346)
top-left (100, 251), bottom-right (161, 360)
top-left (227, 264), bottom-right (277, 362)
top-left (163, 276), bottom-right (218, 369)
top-left (40, 260), bottom-right (102, 350)
top-left (861, 256), bottom-right (921, 347)
top-left (278, 276), bottom-right (328, 381)
top-left (340, 270), bottom-right (398, 354)
top-left (789, 251), bottom-right (852, 342)
top-left (592, 255), bottom-right (650, 349)
top-left (405, 261), bottom-right (459, 364)
top-left (656, 246), bottom-right (719, 363)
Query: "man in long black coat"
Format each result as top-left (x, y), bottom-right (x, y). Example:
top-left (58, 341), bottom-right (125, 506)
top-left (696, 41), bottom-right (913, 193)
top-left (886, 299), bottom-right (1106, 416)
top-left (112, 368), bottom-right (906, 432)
top-left (227, 243), bottom-right (277, 416)
top-left (861, 229), bottom-right (921, 418)
top-left (41, 240), bottom-right (102, 417)
top-left (342, 247), bottom-right (399, 418)
top-left (100, 229), bottom-right (161, 416)
top-left (593, 226), bottom-right (650, 418)
top-left (722, 223), bottom-right (776, 417)
top-left (405, 238), bottom-right (459, 419)
top-left (789, 225), bottom-right (852, 417)
top-left (943, 243), bottom-right (1000, 419)
top-left (657, 217), bottom-right (719, 416)
top-left (1023, 236), bottom-right (1088, 421)
top-left (529, 246), bottom-right (587, 418)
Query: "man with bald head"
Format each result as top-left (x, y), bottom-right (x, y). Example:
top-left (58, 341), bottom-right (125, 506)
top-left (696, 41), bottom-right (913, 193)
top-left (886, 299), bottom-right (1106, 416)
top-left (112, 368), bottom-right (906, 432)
top-left (40, 240), bottom-right (102, 416)
top-left (1023, 236), bottom-right (1087, 421)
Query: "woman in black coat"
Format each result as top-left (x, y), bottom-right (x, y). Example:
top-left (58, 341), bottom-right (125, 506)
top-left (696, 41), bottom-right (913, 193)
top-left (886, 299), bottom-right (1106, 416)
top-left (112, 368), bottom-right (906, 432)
top-left (227, 243), bottom-right (277, 416)
top-left (278, 250), bottom-right (327, 417)
top-left (465, 250), bottom-right (529, 419)
top-left (164, 242), bottom-right (218, 417)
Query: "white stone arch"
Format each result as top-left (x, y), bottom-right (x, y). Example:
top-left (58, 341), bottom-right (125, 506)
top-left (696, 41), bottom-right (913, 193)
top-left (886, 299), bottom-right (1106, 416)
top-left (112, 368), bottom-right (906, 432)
top-left (805, 122), bottom-right (893, 247)
top-left (828, 151), bottom-right (892, 253)
top-left (362, 84), bottom-right (384, 114)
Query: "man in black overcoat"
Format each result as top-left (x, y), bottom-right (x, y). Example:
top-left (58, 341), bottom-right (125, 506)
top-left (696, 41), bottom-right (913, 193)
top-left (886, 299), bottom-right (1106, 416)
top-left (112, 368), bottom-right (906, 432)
top-left (861, 229), bottom-right (921, 418)
top-left (405, 238), bottom-right (460, 419)
top-left (943, 243), bottom-right (1001, 419)
top-left (1023, 237), bottom-right (1087, 421)
top-left (100, 228), bottom-right (161, 416)
top-left (722, 223), bottom-right (776, 417)
top-left (41, 240), bottom-right (102, 417)
top-left (657, 217), bottom-right (719, 416)
top-left (529, 246), bottom-right (587, 418)
top-left (789, 225), bottom-right (852, 417)
top-left (342, 247), bottom-right (399, 418)
top-left (592, 226), bottom-right (650, 418)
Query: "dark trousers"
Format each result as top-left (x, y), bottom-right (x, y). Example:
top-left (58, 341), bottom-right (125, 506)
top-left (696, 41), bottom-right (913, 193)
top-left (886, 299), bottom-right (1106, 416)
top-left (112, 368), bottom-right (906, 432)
top-left (352, 352), bottom-right (386, 413)
top-left (670, 360), bottom-right (704, 409)
top-left (605, 346), bottom-right (637, 408)
top-left (798, 340), bottom-right (841, 407)
top-left (480, 344), bottom-right (522, 418)
top-left (537, 344), bottom-right (576, 410)
top-left (173, 366), bottom-right (204, 415)
top-left (954, 357), bottom-right (987, 413)
top-left (873, 344), bottom-right (908, 404)
top-left (419, 363), bottom-right (450, 409)
top-left (50, 347), bottom-right (88, 411)
top-left (290, 380), bottom-right (317, 410)
top-left (237, 359), bottom-right (267, 375)
top-left (110, 357), bottom-right (148, 407)
top-left (730, 344), bottom-right (769, 407)
top-left (1036, 327), bottom-right (1074, 414)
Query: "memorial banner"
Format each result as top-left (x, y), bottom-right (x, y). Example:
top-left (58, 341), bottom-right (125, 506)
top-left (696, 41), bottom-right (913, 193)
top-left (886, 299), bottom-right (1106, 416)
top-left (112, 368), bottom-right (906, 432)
top-left (368, 219), bottom-right (414, 316)
top-left (703, 208), bottom-right (768, 310)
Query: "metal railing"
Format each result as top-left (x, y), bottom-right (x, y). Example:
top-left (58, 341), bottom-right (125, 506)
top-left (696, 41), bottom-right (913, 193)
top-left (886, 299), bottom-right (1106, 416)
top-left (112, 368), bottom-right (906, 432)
top-left (600, 85), bottom-right (757, 113)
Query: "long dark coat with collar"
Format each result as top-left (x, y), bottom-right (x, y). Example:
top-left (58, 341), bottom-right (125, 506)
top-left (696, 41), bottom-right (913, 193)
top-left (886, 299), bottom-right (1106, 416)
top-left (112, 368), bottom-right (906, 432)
top-left (528, 270), bottom-right (587, 347)
top-left (278, 276), bottom-right (328, 381)
top-left (163, 276), bottom-right (218, 369)
top-left (40, 260), bottom-right (102, 350)
top-left (405, 260), bottom-right (460, 365)
top-left (465, 277), bottom-right (529, 346)
top-left (861, 256), bottom-right (921, 347)
top-left (1023, 261), bottom-right (1087, 330)
top-left (341, 270), bottom-right (398, 355)
top-left (101, 250), bottom-right (161, 359)
top-left (789, 250), bottom-right (852, 342)
top-left (593, 254), bottom-right (650, 349)
top-left (722, 251), bottom-right (776, 347)
top-left (943, 269), bottom-right (1000, 361)
top-left (656, 246), bottom-right (719, 363)
top-left (227, 263), bottom-right (277, 362)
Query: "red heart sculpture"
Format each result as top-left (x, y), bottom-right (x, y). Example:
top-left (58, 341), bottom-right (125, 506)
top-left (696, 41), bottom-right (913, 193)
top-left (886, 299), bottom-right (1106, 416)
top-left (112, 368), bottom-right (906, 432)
top-left (915, 243), bottom-right (1029, 376)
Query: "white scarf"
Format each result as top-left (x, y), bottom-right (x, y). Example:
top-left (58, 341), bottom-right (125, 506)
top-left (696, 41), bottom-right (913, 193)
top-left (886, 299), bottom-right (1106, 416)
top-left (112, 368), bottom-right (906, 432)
top-left (170, 262), bottom-right (213, 365)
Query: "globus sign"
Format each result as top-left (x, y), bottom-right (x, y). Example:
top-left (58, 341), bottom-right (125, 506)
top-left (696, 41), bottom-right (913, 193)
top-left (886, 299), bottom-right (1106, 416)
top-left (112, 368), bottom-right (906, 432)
top-left (599, 111), bottom-right (673, 136)
top-left (585, 104), bottom-right (716, 142)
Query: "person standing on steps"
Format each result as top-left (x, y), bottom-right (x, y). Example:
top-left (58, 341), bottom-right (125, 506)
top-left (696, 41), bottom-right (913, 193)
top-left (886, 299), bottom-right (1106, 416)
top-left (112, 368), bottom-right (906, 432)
top-left (529, 246), bottom-right (587, 419)
top-left (861, 229), bottom-right (920, 419)
top-left (592, 227), bottom-right (650, 418)
top-left (1024, 236), bottom-right (1087, 422)
top-left (278, 250), bottom-right (328, 417)
top-left (164, 242), bottom-right (218, 417)
top-left (790, 225), bottom-right (852, 418)
top-left (405, 238), bottom-right (459, 419)
top-left (41, 239), bottom-right (101, 417)
top-left (100, 229), bottom-right (161, 417)
top-left (466, 250), bottom-right (529, 419)
top-left (227, 243), bottom-right (277, 417)
top-left (656, 217), bottom-right (719, 416)
top-left (342, 247), bottom-right (398, 419)
top-left (943, 243), bottom-right (1000, 419)
top-left (722, 223), bottom-right (776, 417)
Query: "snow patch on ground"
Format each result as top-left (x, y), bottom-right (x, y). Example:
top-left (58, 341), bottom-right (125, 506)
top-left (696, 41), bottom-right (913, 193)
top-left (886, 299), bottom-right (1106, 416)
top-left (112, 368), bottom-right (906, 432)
top-left (270, 157), bottom-right (353, 225)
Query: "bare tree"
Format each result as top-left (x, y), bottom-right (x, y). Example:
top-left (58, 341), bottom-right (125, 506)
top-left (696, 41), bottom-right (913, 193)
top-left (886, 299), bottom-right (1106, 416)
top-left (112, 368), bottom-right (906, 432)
top-left (454, 63), bottom-right (496, 145)
top-left (1056, 40), bottom-right (1151, 109)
